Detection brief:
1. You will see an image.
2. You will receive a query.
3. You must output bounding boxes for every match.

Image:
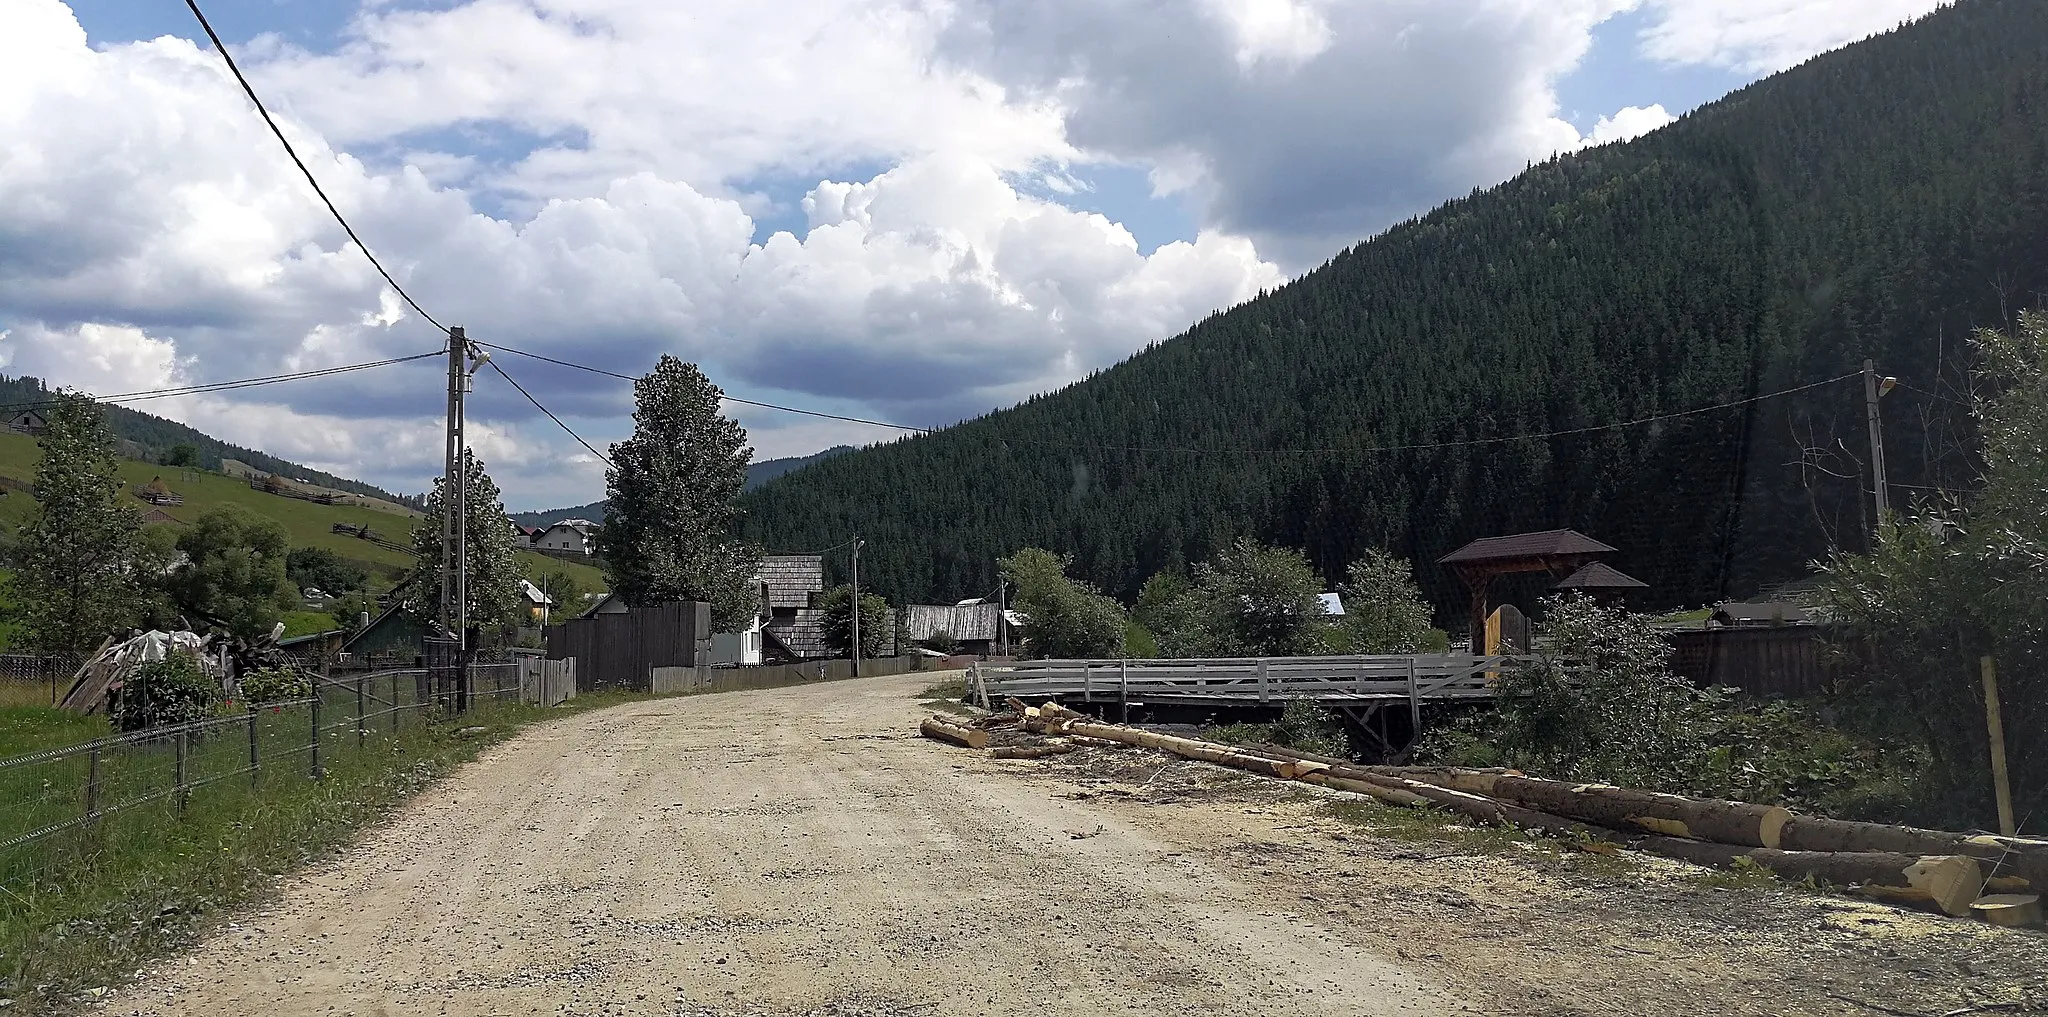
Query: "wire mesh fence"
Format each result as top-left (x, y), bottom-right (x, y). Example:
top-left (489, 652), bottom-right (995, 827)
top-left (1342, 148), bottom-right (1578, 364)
top-left (0, 663), bottom-right (523, 895)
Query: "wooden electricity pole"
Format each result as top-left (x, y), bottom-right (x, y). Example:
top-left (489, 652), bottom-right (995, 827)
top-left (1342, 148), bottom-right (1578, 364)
top-left (849, 532), bottom-right (863, 678)
top-left (1863, 359), bottom-right (1892, 533)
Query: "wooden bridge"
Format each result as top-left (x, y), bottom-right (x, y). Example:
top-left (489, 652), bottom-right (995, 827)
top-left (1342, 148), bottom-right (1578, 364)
top-left (970, 654), bottom-right (1530, 709)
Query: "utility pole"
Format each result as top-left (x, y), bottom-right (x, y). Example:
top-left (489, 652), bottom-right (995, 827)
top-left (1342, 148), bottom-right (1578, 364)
top-left (996, 573), bottom-right (1008, 658)
top-left (1862, 358), bottom-right (1894, 536)
top-left (440, 329), bottom-right (464, 633)
top-left (849, 532), bottom-right (863, 678)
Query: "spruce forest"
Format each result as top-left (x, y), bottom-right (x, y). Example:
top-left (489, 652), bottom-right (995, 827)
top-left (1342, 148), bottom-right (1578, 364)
top-left (740, 1), bottom-right (2048, 617)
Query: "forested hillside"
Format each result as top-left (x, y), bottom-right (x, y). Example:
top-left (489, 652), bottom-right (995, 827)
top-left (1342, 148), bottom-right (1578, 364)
top-left (0, 374), bottom-right (420, 507)
top-left (741, 0), bottom-right (2048, 615)
top-left (509, 446), bottom-right (853, 528)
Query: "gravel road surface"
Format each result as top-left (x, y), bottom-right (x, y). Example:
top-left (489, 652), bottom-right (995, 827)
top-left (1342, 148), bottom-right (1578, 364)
top-left (106, 673), bottom-right (2046, 1017)
top-left (107, 674), bottom-right (1465, 1017)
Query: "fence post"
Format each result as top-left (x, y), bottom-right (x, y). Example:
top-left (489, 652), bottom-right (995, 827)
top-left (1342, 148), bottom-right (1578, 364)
top-left (391, 672), bottom-right (402, 733)
top-left (174, 729), bottom-right (189, 815)
top-left (310, 695), bottom-right (323, 780)
top-left (248, 705), bottom-right (260, 784)
top-left (1083, 663), bottom-right (1093, 703)
top-left (1257, 659), bottom-right (1269, 704)
top-left (356, 674), bottom-right (367, 750)
top-left (85, 742), bottom-right (102, 822)
top-left (1405, 657), bottom-right (1422, 743)
top-left (1119, 659), bottom-right (1130, 723)
top-left (1981, 655), bottom-right (2018, 837)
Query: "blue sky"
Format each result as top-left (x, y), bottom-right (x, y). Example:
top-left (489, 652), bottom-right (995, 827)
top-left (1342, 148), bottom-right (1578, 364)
top-left (7, 0), bottom-right (1943, 507)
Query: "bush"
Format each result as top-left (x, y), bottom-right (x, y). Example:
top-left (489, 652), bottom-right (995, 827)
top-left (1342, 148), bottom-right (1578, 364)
top-left (919, 629), bottom-right (959, 655)
top-left (111, 652), bottom-right (215, 731)
top-left (1211, 698), bottom-right (1348, 758)
top-left (238, 666), bottom-right (311, 705)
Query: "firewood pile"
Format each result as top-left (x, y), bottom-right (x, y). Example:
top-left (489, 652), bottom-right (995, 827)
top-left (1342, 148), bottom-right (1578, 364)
top-left (918, 700), bottom-right (2047, 928)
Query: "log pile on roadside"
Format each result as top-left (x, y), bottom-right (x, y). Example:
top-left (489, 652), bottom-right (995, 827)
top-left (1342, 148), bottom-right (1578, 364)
top-left (915, 701), bottom-right (2046, 927)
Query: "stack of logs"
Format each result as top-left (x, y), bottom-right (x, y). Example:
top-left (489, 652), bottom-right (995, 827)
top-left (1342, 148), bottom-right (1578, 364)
top-left (918, 702), bottom-right (2046, 928)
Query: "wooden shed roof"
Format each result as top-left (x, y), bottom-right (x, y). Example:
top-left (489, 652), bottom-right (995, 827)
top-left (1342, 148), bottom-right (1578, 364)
top-left (1553, 561), bottom-right (1648, 591)
top-left (904, 603), bottom-right (1001, 642)
top-left (759, 555), bottom-right (824, 607)
top-left (1438, 529), bottom-right (1616, 565)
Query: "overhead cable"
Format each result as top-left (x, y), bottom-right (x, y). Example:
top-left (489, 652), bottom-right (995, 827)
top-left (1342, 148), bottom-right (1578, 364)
top-left (181, 0), bottom-right (449, 339)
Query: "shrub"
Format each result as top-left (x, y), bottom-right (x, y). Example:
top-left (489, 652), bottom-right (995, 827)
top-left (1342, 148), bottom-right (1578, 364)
top-left (112, 651), bottom-right (215, 731)
top-left (238, 666), bottom-right (311, 705)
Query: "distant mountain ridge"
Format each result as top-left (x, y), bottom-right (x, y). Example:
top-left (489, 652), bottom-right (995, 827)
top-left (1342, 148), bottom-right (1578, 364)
top-left (508, 446), bottom-right (854, 529)
top-left (0, 373), bottom-right (422, 508)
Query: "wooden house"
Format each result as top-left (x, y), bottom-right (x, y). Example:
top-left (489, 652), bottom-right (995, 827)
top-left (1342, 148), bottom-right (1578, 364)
top-left (7, 409), bottom-right (48, 435)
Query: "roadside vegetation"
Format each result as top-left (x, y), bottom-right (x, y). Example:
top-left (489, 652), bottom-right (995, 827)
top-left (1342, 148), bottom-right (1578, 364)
top-left (1424, 316), bottom-right (2048, 834)
top-left (0, 691), bottom-right (647, 1014)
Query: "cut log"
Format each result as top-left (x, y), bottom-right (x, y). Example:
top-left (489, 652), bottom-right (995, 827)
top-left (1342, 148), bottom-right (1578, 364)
top-left (1004, 696), bottom-right (1029, 713)
top-left (1635, 839), bottom-right (1983, 917)
top-left (1296, 770), bottom-right (1431, 808)
top-left (1364, 765), bottom-right (1510, 797)
top-left (1061, 720), bottom-right (1297, 778)
top-left (919, 716), bottom-right (989, 749)
top-left (1782, 818), bottom-right (2047, 884)
top-left (991, 744), bottom-right (1078, 760)
top-left (1327, 768), bottom-right (1621, 841)
top-left (1390, 773), bottom-right (1792, 848)
top-left (1069, 736), bottom-right (1123, 749)
top-left (1969, 894), bottom-right (2043, 928)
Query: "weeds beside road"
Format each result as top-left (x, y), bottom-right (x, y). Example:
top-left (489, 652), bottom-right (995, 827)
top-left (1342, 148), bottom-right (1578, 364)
top-left (0, 689), bottom-right (648, 1014)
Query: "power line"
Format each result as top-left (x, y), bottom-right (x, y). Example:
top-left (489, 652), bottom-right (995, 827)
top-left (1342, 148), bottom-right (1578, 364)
top-left (0, 351), bottom-right (443, 414)
top-left (181, 0), bottom-right (448, 339)
top-left (486, 360), bottom-right (615, 469)
top-left (1037, 372), bottom-right (1866, 456)
top-left (469, 340), bottom-right (931, 434)
top-left (473, 338), bottom-right (1863, 457)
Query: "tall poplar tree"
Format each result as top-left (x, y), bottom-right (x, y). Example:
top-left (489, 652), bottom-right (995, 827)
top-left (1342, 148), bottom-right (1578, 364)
top-left (14, 392), bottom-right (141, 654)
top-left (597, 355), bottom-right (761, 630)
top-left (409, 450), bottom-right (523, 629)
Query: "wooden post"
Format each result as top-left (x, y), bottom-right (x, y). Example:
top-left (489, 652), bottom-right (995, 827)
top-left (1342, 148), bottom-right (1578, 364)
top-left (248, 705), bottom-right (260, 784)
top-left (1405, 656), bottom-right (1422, 736)
top-left (1119, 659), bottom-right (1130, 723)
top-left (174, 730), bottom-right (189, 815)
top-left (1257, 659), bottom-right (1269, 704)
top-left (1981, 656), bottom-right (2017, 837)
top-left (85, 742), bottom-right (102, 822)
top-left (310, 695), bottom-right (323, 780)
top-left (1083, 662), bottom-right (1093, 703)
top-left (355, 674), bottom-right (367, 749)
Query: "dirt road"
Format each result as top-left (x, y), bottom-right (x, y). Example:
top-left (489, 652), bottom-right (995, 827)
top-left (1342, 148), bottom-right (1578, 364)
top-left (110, 673), bottom-right (2044, 1017)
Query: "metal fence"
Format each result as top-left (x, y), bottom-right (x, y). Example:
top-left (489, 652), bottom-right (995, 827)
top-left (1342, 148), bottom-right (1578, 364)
top-left (0, 653), bottom-right (87, 706)
top-left (0, 662), bottom-right (519, 890)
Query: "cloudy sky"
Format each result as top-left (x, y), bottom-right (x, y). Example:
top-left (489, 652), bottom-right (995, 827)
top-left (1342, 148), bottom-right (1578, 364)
top-left (0, 0), bottom-right (1944, 509)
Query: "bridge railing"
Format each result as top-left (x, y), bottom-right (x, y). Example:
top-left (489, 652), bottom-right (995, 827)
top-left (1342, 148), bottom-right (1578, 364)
top-left (972, 654), bottom-right (1536, 705)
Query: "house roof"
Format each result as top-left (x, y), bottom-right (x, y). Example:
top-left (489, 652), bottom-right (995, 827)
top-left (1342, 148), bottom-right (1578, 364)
top-left (278, 628), bottom-right (346, 648)
top-left (765, 606), bottom-right (831, 658)
top-left (760, 555), bottom-right (824, 607)
top-left (1438, 528), bottom-right (1616, 565)
top-left (1318, 592), bottom-right (1345, 616)
top-left (904, 603), bottom-right (1002, 642)
top-left (1553, 561), bottom-right (1649, 591)
top-left (139, 508), bottom-right (181, 525)
top-left (518, 578), bottom-right (554, 606)
top-left (545, 519), bottom-right (595, 533)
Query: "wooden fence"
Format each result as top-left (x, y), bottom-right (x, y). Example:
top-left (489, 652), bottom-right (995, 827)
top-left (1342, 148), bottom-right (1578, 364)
top-left (1666, 625), bottom-right (1838, 698)
top-left (649, 656), bottom-right (925, 695)
top-left (516, 656), bottom-right (577, 707)
top-left (545, 602), bottom-right (710, 690)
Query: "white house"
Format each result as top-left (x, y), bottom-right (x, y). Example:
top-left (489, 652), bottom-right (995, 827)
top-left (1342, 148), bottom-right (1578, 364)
top-left (534, 518), bottom-right (596, 555)
top-left (708, 612), bottom-right (765, 667)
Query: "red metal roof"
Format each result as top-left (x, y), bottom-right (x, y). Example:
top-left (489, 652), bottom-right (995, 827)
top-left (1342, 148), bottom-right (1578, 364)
top-left (1437, 528), bottom-right (1616, 565)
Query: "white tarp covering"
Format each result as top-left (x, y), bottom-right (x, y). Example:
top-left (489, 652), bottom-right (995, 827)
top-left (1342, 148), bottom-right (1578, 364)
top-left (60, 630), bottom-right (225, 714)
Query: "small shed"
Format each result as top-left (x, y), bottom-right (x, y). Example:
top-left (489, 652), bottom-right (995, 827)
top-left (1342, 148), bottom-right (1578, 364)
top-left (1552, 561), bottom-right (1648, 601)
top-left (1438, 529), bottom-right (1616, 653)
top-left (341, 604), bottom-right (430, 661)
top-left (904, 602), bottom-right (1011, 656)
top-left (8, 409), bottom-right (48, 435)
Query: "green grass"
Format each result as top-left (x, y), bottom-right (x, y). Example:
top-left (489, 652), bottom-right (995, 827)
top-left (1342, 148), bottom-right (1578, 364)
top-left (0, 704), bottom-right (105, 755)
top-left (0, 430), bottom-right (607, 636)
top-left (0, 688), bottom-right (649, 1013)
top-left (278, 610), bottom-right (337, 638)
